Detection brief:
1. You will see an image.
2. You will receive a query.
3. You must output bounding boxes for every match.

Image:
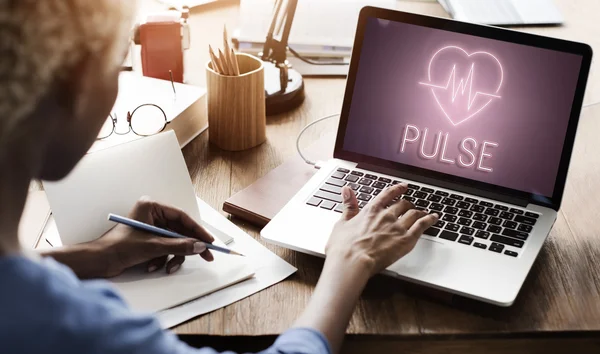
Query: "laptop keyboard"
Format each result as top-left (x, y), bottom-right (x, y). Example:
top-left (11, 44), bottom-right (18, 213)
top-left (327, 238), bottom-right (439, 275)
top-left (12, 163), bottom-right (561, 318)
top-left (306, 168), bottom-right (541, 258)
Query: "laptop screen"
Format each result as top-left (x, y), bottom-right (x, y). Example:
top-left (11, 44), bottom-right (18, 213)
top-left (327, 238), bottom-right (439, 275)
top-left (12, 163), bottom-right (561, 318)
top-left (341, 17), bottom-right (584, 198)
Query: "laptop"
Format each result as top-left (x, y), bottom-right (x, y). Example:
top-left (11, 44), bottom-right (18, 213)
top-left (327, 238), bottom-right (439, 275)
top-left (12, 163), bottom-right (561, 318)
top-left (261, 7), bottom-right (592, 306)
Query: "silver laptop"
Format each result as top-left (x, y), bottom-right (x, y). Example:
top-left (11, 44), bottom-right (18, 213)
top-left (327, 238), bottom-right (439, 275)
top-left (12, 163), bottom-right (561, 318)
top-left (261, 7), bottom-right (592, 306)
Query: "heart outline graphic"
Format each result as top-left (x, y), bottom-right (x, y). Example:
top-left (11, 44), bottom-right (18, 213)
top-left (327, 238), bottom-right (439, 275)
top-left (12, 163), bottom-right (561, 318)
top-left (419, 45), bottom-right (504, 126)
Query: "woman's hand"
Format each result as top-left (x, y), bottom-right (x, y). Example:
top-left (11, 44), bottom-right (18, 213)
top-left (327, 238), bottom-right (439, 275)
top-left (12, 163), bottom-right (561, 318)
top-left (326, 183), bottom-right (438, 277)
top-left (294, 183), bottom-right (437, 353)
top-left (43, 197), bottom-right (215, 279)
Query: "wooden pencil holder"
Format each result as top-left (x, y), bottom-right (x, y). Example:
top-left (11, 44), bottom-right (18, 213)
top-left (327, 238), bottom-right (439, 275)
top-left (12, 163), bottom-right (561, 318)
top-left (206, 53), bottom-right (266, 151)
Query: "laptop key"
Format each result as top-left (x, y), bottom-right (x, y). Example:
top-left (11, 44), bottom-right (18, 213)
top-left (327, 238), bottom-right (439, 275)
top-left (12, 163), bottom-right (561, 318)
top-left (491, 234), bottom-right (524, 248)
top-left (457, 218), bottom-right (472, 226)
top-left (306, 197), bottom-right (322, 207)
top-left (373, 190), bottom-right (381, 196)
top-left (421, 187), bottom-right (434, 193)
top-left (443, 206), bottom-right (459, 215)
top-left (392, 180), bottom-right (401, 185)
top-left (460, 226), bottom-right (475, 236)
top-left (359, 201), bottom-right (367, 208)
top-left (487, 225), bottom-right (502, 233)
top-left (415, 199), bottom-right (430, 208)
top-left (501, 228), bottom-right (529, 240)
top-left (439, 230), bottom-right (459, 241)
top-left (517, 224), bottom-right (532, 233)
top-left (484, 208), bottom-right (500, 216)
top-left (434, 220), bottom-right (446, 228)
top-left (359, 186), bottom-right (374, 194)
top-left (430, 203), bottom-right (444, 211)
top-left (494, 205), bottom-right (508, 211)
top-left (450, 194), bottom-right (464, 201)
top-left (428, 194), bottom-right (442, 202)
top-left (473, 242), bottom-right (487, 249)
top-left (337, 168), bottom-right (350, 173)
top-left (525, 212), bottom-right (539, 219)
top-left (348, 183), bottom-right (360, 191)
top-left (413, 191), bottom-right (427, 199)
top-left (435, 191), bottom-right (449, 196)
top-left (357, 193), bottom-right (372, 202)
top-left (489, 243), bottom-right (504, 253)
top-left (458, 235), bottom-right (473, 245)
top-left (475, 230), bottom-right (490, 239)
top-left (365, 174), bottom-right (377, 180)
top-left (320, 200), bottom-right (335, 210)
top-left (403, 196), bottom-right (416, 203)
top-left (326, 178), bottom-right (345, 187)
top-left (504, 250), bottom-right (518, 257)
top-left (372, 181), bottom-right (387, 189)
top-left (424, 227), bottom-right (441, 237)
top-left (470, 205), bottom-right (485, 213)
top-left (472, 213), bottom-right (488, 222)
top-left (515, 215), bottom-right (537, 226)
top-left (405, 189), bottom-right (414, 196)
top-left (320, 184), bottom-right (342, 194)
top-left (499, 211), bottom-right (514, 220)
top-left (458, 210), bottom-right (473, 218)
top-left (445, 223), bottom-right (460, 232)
top-left (315, 190), bottom-right (343, 203)
top-left (441, 198), bottom-right (456, 206)
top-left (359, 178), bottom-right (374, 186)
top-left (510, 208), bottom-right (524, 215)
top-left (456, 201), bottom-right (471, 209)
top-left (465, 197), bottom-right (478, 204)
top-left (331, 172), bottom-right (346, 179)
top-left (480, 201), bottom-right (493, 207)
top-left (408, 184), bottom-right (420, 189)
top-left (489, 217), bottom-right (502, 225)
top-left (351, 171), bottom-right (364, 176)
top-left (472, 221), bottom-right (487, 230)
top-left (378, 177), bottom-right (392, 183)
top-left (334, 204), bottom-right (345, 213)
top-left (503, 220), bottom-right (518, 229)
top-left (345, 175), bottom-right (359, 183)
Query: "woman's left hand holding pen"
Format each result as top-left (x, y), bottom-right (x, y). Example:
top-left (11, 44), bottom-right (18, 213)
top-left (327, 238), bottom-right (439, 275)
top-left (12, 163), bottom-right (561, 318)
top-left (42, 197), bottom-right (215, 279)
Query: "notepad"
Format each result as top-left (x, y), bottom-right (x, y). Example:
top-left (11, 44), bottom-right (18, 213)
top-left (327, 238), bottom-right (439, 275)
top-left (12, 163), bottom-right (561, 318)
top-left (43, 131), bottom-right (248, 312)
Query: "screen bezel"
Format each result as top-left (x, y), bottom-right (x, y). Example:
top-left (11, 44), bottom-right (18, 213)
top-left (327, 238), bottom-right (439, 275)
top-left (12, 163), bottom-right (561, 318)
top-left (334, 7), bottom-right (593, 210)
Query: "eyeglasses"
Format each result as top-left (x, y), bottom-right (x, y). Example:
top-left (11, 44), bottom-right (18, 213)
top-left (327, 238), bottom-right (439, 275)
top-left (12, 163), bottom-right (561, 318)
top-left (97, 103), bottom-right (170, 140)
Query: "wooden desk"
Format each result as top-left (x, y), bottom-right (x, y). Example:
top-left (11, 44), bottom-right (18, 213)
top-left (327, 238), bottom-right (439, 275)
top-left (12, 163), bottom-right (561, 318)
top-left (139, 1), bottom-right (600, 352)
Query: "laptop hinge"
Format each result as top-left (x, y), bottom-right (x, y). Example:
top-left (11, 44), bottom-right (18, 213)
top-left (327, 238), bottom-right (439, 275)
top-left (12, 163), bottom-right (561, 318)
top-left (357, 163), bottom-right (529, 207)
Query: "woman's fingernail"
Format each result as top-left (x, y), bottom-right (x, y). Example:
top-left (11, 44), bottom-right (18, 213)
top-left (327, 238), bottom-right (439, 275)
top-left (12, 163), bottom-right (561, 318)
top-left (193, 242), bottom-right (207, 254)
top-left (148, 265), bottom-right (158, 273)
top-left (169, 265), bottom-right (180, 274)
top-left (342, 188), bottom-right (351, 201)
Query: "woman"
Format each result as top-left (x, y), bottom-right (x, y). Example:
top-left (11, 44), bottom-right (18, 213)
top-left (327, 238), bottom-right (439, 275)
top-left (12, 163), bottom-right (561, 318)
top-left (0, 1), bottom-right (437, 353)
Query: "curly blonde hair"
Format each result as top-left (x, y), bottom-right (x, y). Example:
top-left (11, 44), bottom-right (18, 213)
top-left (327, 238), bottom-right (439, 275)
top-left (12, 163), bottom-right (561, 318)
top-left (0, 0), bottom-right (135, 142)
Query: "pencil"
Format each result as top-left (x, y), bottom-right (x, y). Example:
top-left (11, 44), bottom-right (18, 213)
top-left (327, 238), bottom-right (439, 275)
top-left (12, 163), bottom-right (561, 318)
top-left (208, 45), bottom-right (224, 75)
top-left (231, 48), bottom-right (240, 76)
top-left (218, 48), bottom-right (232, 75)
top-left (108, 213), bottom-right (245, 256)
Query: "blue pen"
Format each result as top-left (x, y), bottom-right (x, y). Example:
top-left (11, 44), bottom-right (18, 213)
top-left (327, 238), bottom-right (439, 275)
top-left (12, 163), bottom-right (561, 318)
top-left (108, 213), bottom-right (244, 256)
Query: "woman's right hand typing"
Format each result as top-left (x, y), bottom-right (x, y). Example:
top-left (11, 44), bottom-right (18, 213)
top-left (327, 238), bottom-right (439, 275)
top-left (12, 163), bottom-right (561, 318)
top-left (326, 183), bottom-right (438, 277)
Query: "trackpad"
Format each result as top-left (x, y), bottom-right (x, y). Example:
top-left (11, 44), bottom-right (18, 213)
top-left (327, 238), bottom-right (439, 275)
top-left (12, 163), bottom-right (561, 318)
top-left (388, 238), bottom-right (451, 279)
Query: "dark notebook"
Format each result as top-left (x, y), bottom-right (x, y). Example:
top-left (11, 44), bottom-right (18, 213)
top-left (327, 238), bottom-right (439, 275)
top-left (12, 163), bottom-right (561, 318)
top-left (223, 137), bottom-right (333, 227)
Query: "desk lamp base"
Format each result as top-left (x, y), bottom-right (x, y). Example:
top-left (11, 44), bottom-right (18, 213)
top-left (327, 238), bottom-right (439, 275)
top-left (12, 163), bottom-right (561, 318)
top-left (263, 61), bottom-right (305, 116)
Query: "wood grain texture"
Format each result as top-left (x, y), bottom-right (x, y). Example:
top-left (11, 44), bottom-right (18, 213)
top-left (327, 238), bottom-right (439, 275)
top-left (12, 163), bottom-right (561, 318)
top-left (134, 0), bottom-right (600, 342)
top-left (207, 53), bottom-right (266, 151)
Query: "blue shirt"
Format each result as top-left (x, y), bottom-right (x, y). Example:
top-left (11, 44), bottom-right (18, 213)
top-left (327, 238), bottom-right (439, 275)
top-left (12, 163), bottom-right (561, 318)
top-left (0, 255), bottom-right (331, 354)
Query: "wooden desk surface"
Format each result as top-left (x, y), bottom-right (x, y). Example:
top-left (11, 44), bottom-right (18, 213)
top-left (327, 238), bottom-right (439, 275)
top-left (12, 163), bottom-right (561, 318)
top-left (140, 0), bottom-right (600, 343)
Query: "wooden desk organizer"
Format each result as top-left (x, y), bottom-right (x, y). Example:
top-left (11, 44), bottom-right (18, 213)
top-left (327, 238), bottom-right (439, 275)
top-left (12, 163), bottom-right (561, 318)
top-left (206, 53), bottom-right (266, 151)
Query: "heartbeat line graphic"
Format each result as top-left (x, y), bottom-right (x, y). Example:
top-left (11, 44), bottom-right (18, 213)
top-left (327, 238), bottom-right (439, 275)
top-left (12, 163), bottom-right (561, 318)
top-left (419, 45), bottom-right (504, 126)
top-left (419, 63), bottom-right (501, 111)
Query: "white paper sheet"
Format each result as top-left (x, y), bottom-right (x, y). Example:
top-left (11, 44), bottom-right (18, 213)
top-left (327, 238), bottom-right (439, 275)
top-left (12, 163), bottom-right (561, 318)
top-left (156, 197), bottom-right (297, 328)
top-left (43, 131), bottom-right (231, 245)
